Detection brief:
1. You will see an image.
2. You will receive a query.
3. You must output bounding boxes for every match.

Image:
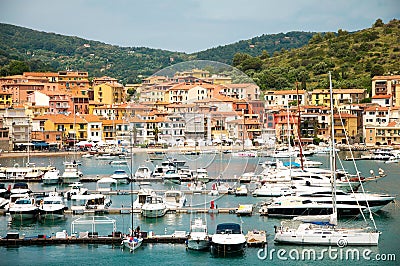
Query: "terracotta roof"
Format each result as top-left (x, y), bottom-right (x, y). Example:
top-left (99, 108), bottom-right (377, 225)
top-left (372, 95), bottom-right (391, 99)
top-left (33, 114), bottom-right (87, 123)
top-left (372, 75), bottom-right (400, 80)
top-left (333, 113), bottom-right (357, 118)
top-left (364, 106), bottom-right (389, 111)
top-left (266, 90), bottom-right (306, 95)
top-left (312, 89), bottom-right (365, 94)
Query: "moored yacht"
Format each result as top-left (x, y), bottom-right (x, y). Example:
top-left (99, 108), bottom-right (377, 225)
top-left (70, 194), bottom-right (112, 211)
top-left (210, 223), bottom-right (246, 256)
top-left (65, 182), bottom-right (88, 200)
top-left (42, 169), bottom-right (60, 185)
top-left (195, 168), bottom-right (209, 183)
top-left (134, 166), bottom-right (152, 179)
top-left (110, 169), bottom-right (130, 184)
top-left (187, 217), bottom-right (210, 251)
top-left (260, 196), bottom-right (365, 218)
top-left (141, 194), bottom-right (167, 218)
top-left (38, 192), bottom-right (67, 220)
top-left (8, 194), bottom-right (38, 220)
top-left (163, 169), bottom-right (182, 184)
top-left (296, 190), bottom-right (395, 212)
top-left (163, 190), bottom-right (186, 209)
top-left (61, 161), bottom-right (82, 184)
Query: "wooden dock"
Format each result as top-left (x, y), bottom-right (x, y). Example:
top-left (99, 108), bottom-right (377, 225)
top-left (0, 235), bottom-right (187, 246)
top-left (64, 207), bottom-right (236, 215)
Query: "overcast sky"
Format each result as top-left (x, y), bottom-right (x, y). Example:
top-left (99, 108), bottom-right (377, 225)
top-left (1, 0), bottom-right (399, 53)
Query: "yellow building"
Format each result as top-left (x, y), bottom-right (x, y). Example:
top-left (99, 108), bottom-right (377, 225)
top-left (37, 114), bottom-right (88, 145)
top-left (0, 91), bottom-right (12, 106)
top-left (93, 82), bottom-right (126, 105)
top-left (333, 113), bottom-right (358, 144)
top-left (310, 89), bottom-right (367, 107)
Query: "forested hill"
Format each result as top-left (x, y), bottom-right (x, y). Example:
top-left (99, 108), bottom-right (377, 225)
top-left (232, 18), bottom-right (400, 93)
top-left (0, 23), bottom-right (316, 83)
top-left (0, 23), bottom-right (189, 84)
top-left (192, 31), bottom-right (316, 64)
top-left (1, 19), bottom-right (398, 92)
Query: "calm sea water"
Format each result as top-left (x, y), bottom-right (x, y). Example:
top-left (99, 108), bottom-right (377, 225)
top-left (0, 151), bottom-right (398, 265)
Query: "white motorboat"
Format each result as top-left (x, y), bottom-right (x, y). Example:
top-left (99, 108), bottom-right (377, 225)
top-left (81, 153), bottom-right (93, 158)
top-left (39, 192), bottom-right (67, 220)
top-left (163, 169), bottom-right (182, 184)
top-left (187, 217), bottom-right (210, 251)
top-left (8, 195), bottom-right (38, 220)
top-left (61, 161), bottom-right (82, 184)
top-left (141, 194), bottom-right (167, 218)
top-left (234, 185), bottom-right (248, 196)
top-left (236, 204), bottom-right (253, 216)
top-left (163, 190), bottom-right (186, 209)
top-left (0, 163), bottom-right (44, 179)
top-left (96, 177), bottom-right (117, 192)
top-left (42, 169), bottom-right (60, 185)
top-left (96, 153), bottom-right (115, 160)
top-left (238, 172), bottom-right (254, 183)
top-left (132, 188), bottom-right (155, 209)
top-left (262, 196), bottom-right (365, 218)
top-left (232, 151), bottom-right (257, 157)
top-left (65, 182), bottom-right (88, 200)
top-left (296, 190), bottom-right (395, 212)
top-left (195, 168), bottom-right (209, 183)
top-left (134, 166), bottom-right (152, 179)
top-left (110, 169), bottom-right (130, 184)
top-left (70, 194), bottom-right (112, 211)
top-left (210, 223), bottom-right (246, 256)
top-left (10, 182), bottom-right (31, 195)
top-left (252, 183), bottom-right (294, 197)
top-left (109, 160), bottom-right (128, 166)
top-left (188, 181), bottom-right (206, 193)
top-left (209, 182), bottom-right (233, 196)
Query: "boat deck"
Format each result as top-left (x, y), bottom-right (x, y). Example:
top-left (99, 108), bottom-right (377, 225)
top-left (245, 230), bottom-right (267, 247)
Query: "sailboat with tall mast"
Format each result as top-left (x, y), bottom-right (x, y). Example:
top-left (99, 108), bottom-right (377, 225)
top-left (121, 126), bottom-right (143, 252)
top-left (274, 72), bottom-right (380, 246)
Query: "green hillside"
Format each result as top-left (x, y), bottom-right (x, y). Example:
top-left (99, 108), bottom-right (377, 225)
top-left (0, 23), bottom-right (315, 84)
top-left (0, 19), bottom-right (399, 93)
top-left (232, 18), bottom-right (400, 93)
top-left (193, 31), bottom-right (316, 64)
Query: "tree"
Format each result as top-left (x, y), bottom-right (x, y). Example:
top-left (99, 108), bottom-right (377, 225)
top-left (7, 60), bottom-right (30, 75)
top-left (373, 18), bottom-right (384, 28)
top-left (370, 65), bottom-right (385, 78)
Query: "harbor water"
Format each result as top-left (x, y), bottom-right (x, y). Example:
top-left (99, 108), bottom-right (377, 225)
top-left (0, 151), bottom-right (398, 265)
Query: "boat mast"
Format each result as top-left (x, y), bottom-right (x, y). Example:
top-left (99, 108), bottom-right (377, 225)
top-left (329, 72), bottom-right (338, 225)
top-left (296, 83), bottom-right (304, 170)
top-left (130, 125), bottom-right (134, 235)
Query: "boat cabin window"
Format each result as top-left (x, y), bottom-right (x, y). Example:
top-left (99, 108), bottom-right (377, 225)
top-left (16, 199), bottom-right (32, 204)
top-left (216, 223), bottom-right (241, 234)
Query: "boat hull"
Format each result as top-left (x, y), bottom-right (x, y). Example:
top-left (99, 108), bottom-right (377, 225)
top-left (9, 209), bottom-right (38, 220)
top-left (265, 206), bottom-right (363, 218)
top-left (141, 208), bottom-right (167, 218)
top-left (39, 208), bottom-right (65, 220)
top-left (187, 239), bottom-right (210, 251)
top-left (274, 231), bottom-right (380, 246)
top-left (210, 242), bottom-right (246, 256)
